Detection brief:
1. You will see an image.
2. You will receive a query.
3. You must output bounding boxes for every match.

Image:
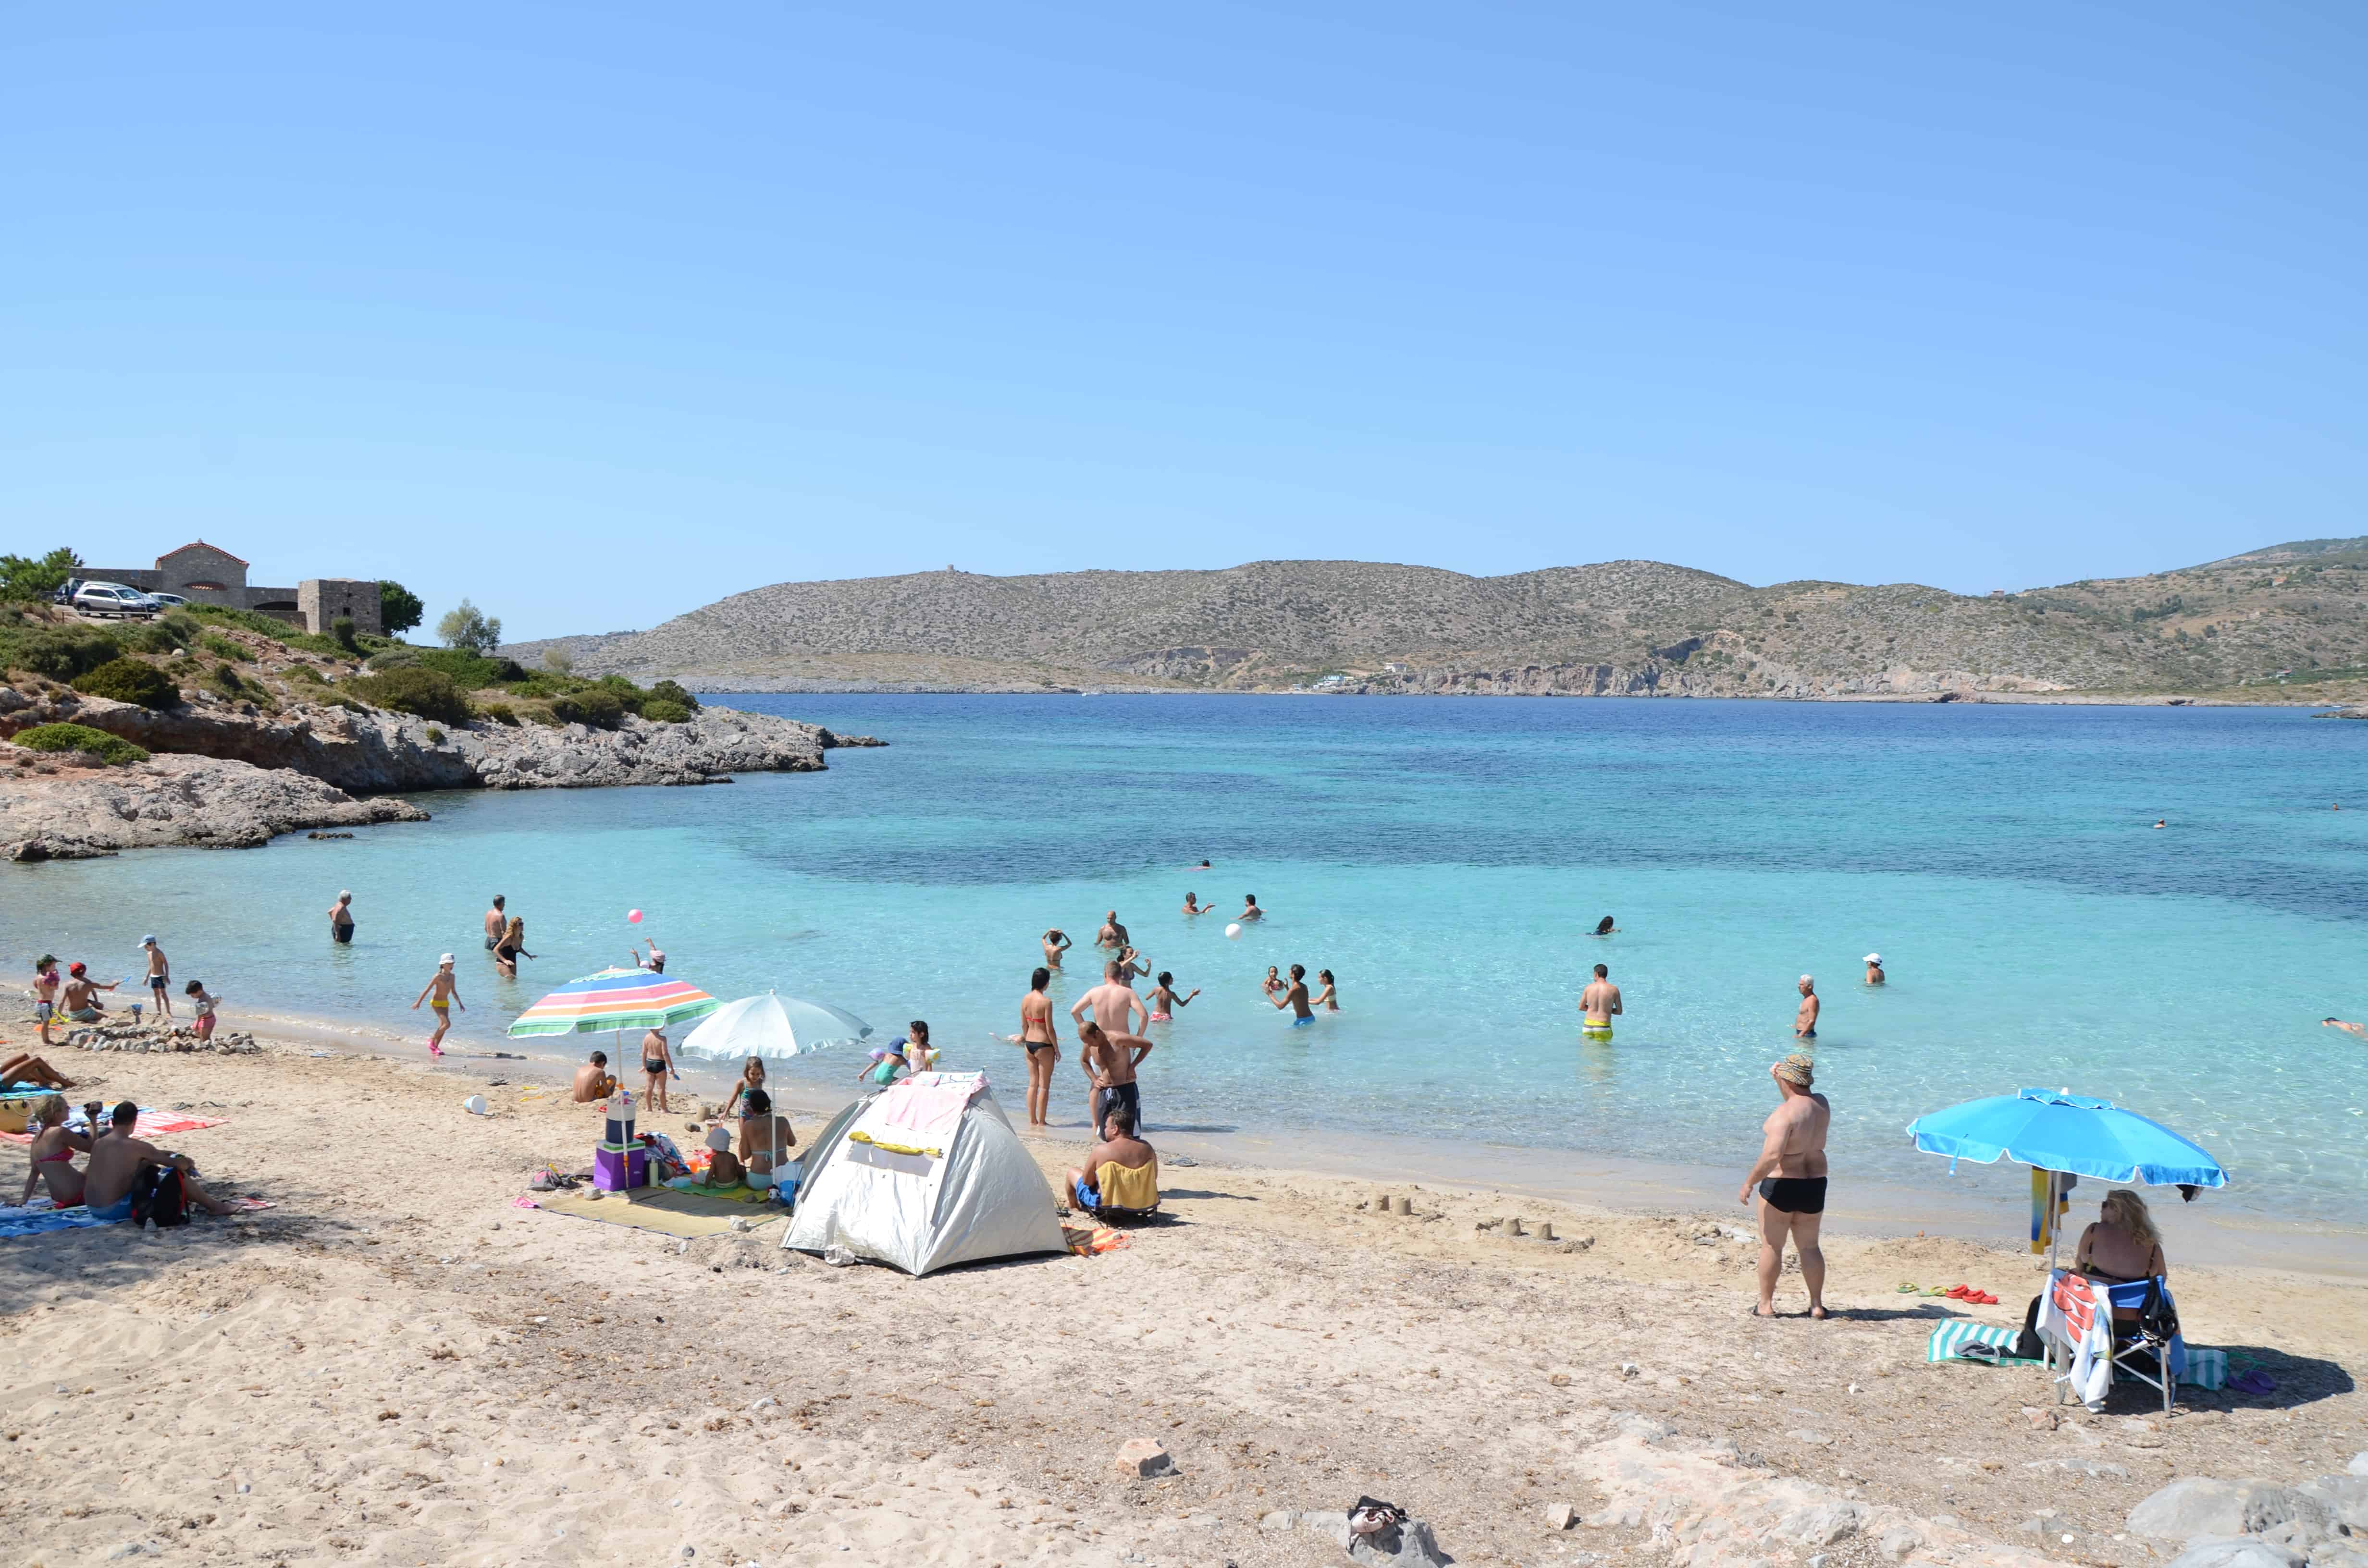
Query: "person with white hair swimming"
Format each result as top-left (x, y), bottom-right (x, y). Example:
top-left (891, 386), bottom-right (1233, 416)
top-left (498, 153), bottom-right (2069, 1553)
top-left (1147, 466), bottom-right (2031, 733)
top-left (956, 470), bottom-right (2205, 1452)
top-left (1793, 975), bottom-right (1819, 1039)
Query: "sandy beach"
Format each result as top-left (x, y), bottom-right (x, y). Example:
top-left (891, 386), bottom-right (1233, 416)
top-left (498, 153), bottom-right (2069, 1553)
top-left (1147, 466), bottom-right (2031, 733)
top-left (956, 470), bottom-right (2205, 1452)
top-left (4, 1013), bottom-right (2364, 1568)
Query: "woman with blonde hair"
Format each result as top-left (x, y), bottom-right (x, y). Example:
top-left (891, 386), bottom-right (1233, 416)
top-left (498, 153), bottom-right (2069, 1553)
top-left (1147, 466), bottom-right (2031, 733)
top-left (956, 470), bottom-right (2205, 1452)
top-left (2077, 1188), bottom-right (2167, 1320)
top-left (17, 1095), bottom-right (92, 1207)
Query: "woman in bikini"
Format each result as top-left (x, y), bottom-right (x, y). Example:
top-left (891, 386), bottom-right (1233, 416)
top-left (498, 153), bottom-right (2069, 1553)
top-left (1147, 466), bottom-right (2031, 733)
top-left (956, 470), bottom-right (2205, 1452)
top-left (17, 1095), bottom-right (92, 1207)
top-left (1041, 929), bottom-right (1072, 970)
top-left (1011, 969), bottom-right (1059, 1129)
top-left (1146, 971), bottom-right (1198, 1022)
top-left (1311, 969), bottom-right (1341, 1012)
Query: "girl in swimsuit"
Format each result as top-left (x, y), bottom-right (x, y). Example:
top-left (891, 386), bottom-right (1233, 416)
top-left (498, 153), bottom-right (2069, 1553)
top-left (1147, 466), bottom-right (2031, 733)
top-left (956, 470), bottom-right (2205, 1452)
top-left (1041, 929), bottom-right (1072, 970)
top-left (641, 1028), bottom-right (674, 1114)
top-left (1312, 969), bottom-right (1340, 1012)
top-left (1011, 967), bottom-right (1060, 1129)
top-left (1146, 971), bottom-right (1198, 1022)
top-left (724, 1055), bottom-right (766, 1119)
top-left (17, 1096), bottom-right (91, 1207)
top-left (1260, 966), bottom-right (1284, 1001)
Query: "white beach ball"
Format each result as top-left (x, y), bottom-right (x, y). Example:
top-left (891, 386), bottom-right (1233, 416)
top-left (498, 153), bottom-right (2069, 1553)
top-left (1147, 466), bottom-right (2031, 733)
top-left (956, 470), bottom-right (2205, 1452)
top-left (1225, 923), bottom-right (1243, 939)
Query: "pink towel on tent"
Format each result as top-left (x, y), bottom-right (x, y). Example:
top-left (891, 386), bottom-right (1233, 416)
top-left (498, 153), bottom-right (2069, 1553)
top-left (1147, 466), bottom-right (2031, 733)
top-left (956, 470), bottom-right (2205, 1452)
top-left (876, 1073), bottom-right (984, 1137)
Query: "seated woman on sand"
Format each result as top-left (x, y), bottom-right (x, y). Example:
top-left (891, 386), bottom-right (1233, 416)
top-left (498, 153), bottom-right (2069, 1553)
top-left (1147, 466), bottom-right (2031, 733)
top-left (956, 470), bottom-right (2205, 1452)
top-left (738, 1089), bottom-right (796, 1185)
top-left (17, 1095), bottom-right (94, 1207)
top-left (2076, 1188), bottom-right (2168, 1321)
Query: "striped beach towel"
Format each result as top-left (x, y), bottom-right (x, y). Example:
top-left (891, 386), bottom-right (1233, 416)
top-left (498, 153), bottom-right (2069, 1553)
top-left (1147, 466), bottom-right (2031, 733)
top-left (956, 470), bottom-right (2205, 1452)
top-left (1928, 1320), bottom-right (2041, 1365)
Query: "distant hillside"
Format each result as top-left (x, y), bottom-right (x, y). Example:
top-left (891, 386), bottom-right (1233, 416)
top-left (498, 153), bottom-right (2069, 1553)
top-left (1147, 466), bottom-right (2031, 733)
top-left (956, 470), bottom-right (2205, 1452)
top-left (501, 542), bottom-right (2368, 699)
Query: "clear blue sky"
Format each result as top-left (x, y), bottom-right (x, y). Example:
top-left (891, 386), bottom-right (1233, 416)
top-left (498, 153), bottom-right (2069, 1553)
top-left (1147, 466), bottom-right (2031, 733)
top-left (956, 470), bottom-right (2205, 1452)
top-left (5, 4), bottom-right (2361, 639)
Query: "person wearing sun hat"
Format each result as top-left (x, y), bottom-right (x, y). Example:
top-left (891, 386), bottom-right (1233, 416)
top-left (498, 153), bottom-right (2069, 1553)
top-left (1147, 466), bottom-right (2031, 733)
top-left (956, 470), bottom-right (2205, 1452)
top-left (140, 935), bottom-right (173, 1020)
top-left (410, 955), bottom-right (464, 1058)
top-left (1862, 953), bottom-right (1884, 986)
top-left (1740, 1052), bottom-right (1831, 1319)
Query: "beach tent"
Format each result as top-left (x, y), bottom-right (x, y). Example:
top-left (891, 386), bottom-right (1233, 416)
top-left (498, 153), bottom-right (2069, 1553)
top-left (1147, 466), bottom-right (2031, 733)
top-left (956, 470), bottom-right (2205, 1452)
top-left (784, 1072), bottom-right (1065, 1276)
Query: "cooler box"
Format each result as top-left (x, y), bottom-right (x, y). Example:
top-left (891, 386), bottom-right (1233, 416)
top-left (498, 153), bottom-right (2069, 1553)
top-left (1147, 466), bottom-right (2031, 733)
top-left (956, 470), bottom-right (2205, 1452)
top-left (593, 1145), bottom-right (647, 1191)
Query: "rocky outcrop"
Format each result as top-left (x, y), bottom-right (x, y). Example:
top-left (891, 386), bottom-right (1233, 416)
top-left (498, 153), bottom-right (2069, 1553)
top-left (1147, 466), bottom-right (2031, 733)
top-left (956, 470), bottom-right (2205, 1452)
top-left (0, 751), bottom-right (431, 860)
top-left (0, 685), bottom-right (840, 794)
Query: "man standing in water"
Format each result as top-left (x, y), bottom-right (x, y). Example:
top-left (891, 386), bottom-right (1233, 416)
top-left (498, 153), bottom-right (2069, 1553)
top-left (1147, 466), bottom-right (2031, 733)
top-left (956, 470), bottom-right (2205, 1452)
top-left (328, 890), bottom-right (356, 944)
top-left (411, 956), bottom-right (464, 1057)
top-left (484, 895), bottom-right (507, 952)
top-left (1072, 961), bottom-right (1148, 1045)
top-left (1740, 1053), bottom-right (1830, 1319)
top-left (1793, 975), bottom-right (1819, 1039)
top-left (1266, 963), bottom-right (1315, 1024)
top-left (1076, 1019), bottom-right (1152, 1138)
top-left (1095, 910), bottom-right (1129, 952)
top-left (1580, 963), bottom-right (1621, 1040)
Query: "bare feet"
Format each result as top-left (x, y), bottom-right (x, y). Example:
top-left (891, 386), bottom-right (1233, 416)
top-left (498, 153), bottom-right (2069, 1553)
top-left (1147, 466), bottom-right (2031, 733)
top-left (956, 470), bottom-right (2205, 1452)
top-left (1809, 1305), bottom-right (1830, 1320)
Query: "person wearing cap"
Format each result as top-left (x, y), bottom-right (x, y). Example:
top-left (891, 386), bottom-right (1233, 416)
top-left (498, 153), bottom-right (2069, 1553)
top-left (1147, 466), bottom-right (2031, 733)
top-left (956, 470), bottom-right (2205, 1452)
top-left (140, 935), bottom-right (173, 1020)
top-left (1739, 1053), bottom-right (1831, 1319)
top-left (60, 962), bottom-right (117, 1023)
top-left (1793, 974), bottom-right (1819, 1039)
top-left (410, 956), bottom-right (465, 1058)
top-left (1862, 953), bottom-right (1884, 986)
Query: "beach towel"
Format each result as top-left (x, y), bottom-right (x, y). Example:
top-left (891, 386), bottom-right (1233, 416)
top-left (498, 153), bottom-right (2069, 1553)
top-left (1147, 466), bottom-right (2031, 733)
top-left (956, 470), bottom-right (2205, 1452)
top-left (0, 1202), bottom-right (116, 1238)
top-left (1927, 1320), bottom-right (2042, 1366)
top-left (876, 1072), bottom-right (986, 1138)
top-left (0, 1107), bottom-right (226, 1147)
top-left (531, 1186), bottom-right (788, 1240)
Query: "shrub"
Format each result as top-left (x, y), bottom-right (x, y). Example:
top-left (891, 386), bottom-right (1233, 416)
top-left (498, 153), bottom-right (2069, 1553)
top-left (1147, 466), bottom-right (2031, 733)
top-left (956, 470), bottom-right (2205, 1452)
top-left (425, 726), bottom-right (446, 744)
top-left (547, 686), bottom-right (625, 729)
top-left (366, 646), bottom-right (421, 670)
top-left (501, 674), bottom-right (562, 699)
top-left (184, 604), bottom-right (346, 658)
top-left (542, 646), bottom-right (575, 675)
top-left (594, 674), bottom-right (647, 716)
top-left (202, 663), bottom-right (248, 701)
top-left (73, 657), bottom-right (181, 709)
top-left (437, 598), bottom-right (502, 653)
top-left (333, 615), bottom-right (359, 653)
top-left (13, 625), bottom-right (123, 679)
top-left (198, 633), bottom-right (247, 662)
top-left (128, 622), bottom-right (184, 654)
top-left (413, 647), bottom-right (527, 689)
top-left (10, 722), bottom-right (148, 766)
top-left (649, 679), bottom-right (700, 712)
top-left (0, 547), bottom-right (83, 603)
top-left (287, 663), bottom-right (329, 685)
top-left (158, 609), bottom-right (202, 646)
top-left (473, 700), bottom-right (519, 726)
top-left (346, 666), bottom-right (470, 725)
top-left (641, 699), bottom-right (691, 723)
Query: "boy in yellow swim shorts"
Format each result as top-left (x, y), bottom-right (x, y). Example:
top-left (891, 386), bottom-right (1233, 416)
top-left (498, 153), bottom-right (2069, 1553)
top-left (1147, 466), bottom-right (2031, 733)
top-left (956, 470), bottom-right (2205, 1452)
top-left (410, 955), bottom-right (465, 1059)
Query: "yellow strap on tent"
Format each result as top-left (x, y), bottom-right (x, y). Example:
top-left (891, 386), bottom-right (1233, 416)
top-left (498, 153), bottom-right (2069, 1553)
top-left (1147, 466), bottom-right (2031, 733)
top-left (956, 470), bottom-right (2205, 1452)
top-left (850, 1130), bottom-right (941, 1159)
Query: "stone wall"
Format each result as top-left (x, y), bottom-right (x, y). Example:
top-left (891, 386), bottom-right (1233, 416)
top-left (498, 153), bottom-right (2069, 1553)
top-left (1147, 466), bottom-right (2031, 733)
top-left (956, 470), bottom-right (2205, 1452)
top-left (299, 578), bottom-right (384, 637)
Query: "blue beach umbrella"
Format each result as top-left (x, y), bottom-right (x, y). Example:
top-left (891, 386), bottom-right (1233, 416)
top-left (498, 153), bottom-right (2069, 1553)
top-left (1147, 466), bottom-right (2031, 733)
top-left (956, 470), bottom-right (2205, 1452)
top-left (1906, 1087), bottom-right (2227, 1267)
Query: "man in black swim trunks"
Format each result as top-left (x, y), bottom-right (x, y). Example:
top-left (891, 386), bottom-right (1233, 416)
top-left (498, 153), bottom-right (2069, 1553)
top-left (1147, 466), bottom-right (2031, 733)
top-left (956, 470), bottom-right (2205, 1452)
top-left (1739, 1053), bottom-right (1830, 1320)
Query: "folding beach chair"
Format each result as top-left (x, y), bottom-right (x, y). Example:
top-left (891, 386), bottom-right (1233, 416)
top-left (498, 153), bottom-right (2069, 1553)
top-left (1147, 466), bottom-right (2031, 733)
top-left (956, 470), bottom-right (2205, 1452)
top-left (2037, 1269), bottom-right (2183, 1414)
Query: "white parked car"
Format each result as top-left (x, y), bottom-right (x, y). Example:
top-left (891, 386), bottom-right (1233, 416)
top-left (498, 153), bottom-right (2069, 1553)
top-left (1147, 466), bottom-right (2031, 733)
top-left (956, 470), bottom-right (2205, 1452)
top-left (70, 582), bottom-right (158, 619)
top-left (147, 592), bottom-right (189, 609)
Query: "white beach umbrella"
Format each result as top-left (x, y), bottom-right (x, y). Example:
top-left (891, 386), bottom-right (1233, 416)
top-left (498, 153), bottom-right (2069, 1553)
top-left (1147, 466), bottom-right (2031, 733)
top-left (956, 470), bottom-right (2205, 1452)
top-left (678, 991), bottom-right (873, 1063)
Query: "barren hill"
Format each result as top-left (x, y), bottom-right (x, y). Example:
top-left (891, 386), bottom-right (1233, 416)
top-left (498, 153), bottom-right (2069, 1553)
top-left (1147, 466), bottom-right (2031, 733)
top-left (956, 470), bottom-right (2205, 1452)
top-left (506, 542), bottom-right (2368, 699)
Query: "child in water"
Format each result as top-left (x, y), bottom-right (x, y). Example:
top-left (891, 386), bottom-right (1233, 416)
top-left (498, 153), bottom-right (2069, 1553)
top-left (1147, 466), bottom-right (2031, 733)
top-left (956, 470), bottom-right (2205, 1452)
top-left (1147, 971), bottom-right (1199, 1021)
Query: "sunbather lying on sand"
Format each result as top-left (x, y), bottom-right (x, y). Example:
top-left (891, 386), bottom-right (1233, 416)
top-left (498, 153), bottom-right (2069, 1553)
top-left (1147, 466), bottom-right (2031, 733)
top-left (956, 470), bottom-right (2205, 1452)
top-left (1, 1051), bottom-right (73, 1090)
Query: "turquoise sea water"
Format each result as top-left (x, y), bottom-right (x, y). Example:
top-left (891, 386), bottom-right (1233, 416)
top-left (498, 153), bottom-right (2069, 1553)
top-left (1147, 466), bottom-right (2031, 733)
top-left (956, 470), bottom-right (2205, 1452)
top-left (6, 696), bottom-right (2367, 1222)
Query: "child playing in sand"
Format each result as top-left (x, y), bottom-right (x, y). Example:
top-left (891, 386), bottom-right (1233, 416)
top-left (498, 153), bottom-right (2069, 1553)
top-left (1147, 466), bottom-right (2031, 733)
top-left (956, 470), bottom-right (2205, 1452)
top-left (410, 956), bottom-right (464, 1057)
top-left (184, 980), bottom-right (219, 1042)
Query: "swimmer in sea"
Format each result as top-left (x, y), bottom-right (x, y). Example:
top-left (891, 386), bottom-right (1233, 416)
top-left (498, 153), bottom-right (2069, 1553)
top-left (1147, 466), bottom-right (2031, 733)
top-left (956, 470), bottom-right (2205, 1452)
top-left (1268, 963), bottom-right (1314, 1024)
top-left (1182, 892), bottom-right (1207, 916)
top-left (1586, 915), bottom-right (1617, 937)
top-left (1095, 910), bottom-right (1128, 951)
top-left (2153, 819), bottom-right (2166, 829)
top-left (1260, 965), bottom-right (1284, 1000)
top-left (1238, 894), bottom-right (1264, 923)
top-left (1311, 968), bottom-right (1340, 1012)
top-left (1794, 975), bottom-right (1819, 1040)
top-left (1863, 953), bottom-right (1884, 986)
top-left (2325, 1018), bottom-right (2366, 1039)
top-left (1114, 945), bottom-right (1153, 982)
top-left (1042, 928), bottom-right (1073, 969)
top-left (1580, 963), bottom-right (1620, 1039)
top-left (1147, 970), bottom-right (1198, 1021)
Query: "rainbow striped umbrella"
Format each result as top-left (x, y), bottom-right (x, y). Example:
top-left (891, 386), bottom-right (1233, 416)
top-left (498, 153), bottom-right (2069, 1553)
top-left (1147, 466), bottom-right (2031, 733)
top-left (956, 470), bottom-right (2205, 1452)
top-left (506, 968), bottom-right (721, 1039)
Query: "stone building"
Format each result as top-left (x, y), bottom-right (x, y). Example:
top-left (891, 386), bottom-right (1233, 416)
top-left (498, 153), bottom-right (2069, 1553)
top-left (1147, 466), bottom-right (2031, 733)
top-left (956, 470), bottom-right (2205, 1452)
top-left (85, 540), bottom-right (383, 636)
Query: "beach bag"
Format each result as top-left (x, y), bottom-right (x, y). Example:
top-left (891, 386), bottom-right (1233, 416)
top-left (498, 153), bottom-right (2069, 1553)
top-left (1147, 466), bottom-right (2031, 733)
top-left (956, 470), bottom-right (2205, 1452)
top-left (132, 1165), bottom-right (189, 1229)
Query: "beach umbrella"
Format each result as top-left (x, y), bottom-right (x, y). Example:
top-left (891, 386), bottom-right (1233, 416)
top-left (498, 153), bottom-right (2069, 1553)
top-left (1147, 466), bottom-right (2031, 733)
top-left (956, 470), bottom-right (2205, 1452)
top-left (678, 991), bottom-right (873, 1063)
top-left (506, 968), bottom-right (722, 1038)
top-left (1905, 1087), bottom-right (2227, 1269)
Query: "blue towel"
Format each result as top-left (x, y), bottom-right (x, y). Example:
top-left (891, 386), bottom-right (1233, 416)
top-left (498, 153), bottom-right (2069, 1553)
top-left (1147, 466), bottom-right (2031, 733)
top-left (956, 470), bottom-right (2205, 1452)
top-left (0, 1203), bottom-right (115, 1239)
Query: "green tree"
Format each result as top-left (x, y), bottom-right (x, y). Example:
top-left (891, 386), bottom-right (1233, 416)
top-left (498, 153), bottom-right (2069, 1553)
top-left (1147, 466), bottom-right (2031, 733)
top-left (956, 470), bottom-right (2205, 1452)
top-left (0, 547), bottom-right (83, 602)
top-left (378, 579), bottom-right (425, 636)
top-left (436, 598), bottom-right (502, 653)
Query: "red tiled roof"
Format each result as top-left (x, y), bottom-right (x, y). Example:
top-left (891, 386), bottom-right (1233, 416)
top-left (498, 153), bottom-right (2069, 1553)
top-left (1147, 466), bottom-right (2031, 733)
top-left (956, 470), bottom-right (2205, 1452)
top-left (157, 539), bottom-right (249, 567)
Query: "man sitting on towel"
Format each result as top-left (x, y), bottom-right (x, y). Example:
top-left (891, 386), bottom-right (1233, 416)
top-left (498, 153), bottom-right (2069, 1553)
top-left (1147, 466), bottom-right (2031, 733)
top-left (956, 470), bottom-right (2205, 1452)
top-left (1070, 1106), bottom-right (1159, 1216)
top-left (83, 1101), bottom-right (233, 1222)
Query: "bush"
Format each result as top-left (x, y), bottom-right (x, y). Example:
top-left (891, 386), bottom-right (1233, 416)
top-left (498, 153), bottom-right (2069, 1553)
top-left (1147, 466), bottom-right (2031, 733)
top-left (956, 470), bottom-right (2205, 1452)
top-left (413, 647), bottom-right (527, 689)
top-left (10, 722), bottom-right (148, 766)
top-left (425, 726), bottom-right (446, 744)
top-left (437, 598), bottom-right (502, 653)
top-left (547, 686), bottom-right (625, 729)
top-left (73, 657), bottom-right (181, 709)
top-left (473, 700), bottom-right (519, 726)
top-left (501, 674), bottom-right (563, 699)
top-left (333, 615), bottom-right (359, 653)
top-left (184, 603), bottom-right (347, 659)
top-left (649, 679), bottom-right (700, 712)
top-left (542, 646), bottom-right (574, 675)
top-left (128, 622), bottom-right (183, 654)
top-left (202, 663), bottom-right (247, 701)
top-left (0, 548), bottom-right (83, 603)
top-left (158, 609), bottom-right (202, 646)
top-left (12, 625), bottom-right (123, 679)
top-left (594, 674), bottom-right (647, 716)
top-left (641, 699), bottom-right (691, 723)
top-left (365, 646), bottom-right (421, 670)
top-left (346, 666), bottom-right (470, 725)
top-left (198, 633), bottom-right (247, 662)
top-left (287, 663), bottom-right (329, 685)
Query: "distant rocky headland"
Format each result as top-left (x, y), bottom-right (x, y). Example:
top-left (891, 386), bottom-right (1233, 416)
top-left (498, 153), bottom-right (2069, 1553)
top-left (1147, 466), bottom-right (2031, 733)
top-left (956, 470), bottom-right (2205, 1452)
top-left (505, 537), bottom-right (2368, 704)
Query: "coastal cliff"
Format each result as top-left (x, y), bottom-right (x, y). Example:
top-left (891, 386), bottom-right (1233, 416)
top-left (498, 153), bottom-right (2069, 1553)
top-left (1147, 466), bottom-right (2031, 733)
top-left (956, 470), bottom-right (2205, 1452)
top-left (0, 682), bottom-right (873, 858)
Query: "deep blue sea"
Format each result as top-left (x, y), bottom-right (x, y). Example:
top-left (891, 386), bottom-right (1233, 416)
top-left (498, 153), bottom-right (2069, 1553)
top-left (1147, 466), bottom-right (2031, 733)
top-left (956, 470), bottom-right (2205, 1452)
top-left (7, 696), bottom-right (2366, 1221)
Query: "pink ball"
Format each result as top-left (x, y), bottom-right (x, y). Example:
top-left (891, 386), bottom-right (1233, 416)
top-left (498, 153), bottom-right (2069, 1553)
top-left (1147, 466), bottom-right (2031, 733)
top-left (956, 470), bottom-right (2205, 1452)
top-left (627, 909), bottom-right (643, 924)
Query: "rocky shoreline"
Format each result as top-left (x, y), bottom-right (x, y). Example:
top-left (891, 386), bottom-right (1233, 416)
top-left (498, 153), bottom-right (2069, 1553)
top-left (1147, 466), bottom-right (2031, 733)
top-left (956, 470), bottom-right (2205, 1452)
top-left (0, 682), bottom-right (881, 860)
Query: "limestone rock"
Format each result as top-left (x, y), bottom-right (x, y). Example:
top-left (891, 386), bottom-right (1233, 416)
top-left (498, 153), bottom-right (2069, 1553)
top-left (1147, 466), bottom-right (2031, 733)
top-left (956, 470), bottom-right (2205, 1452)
top-left (1544, 1502), bottom-right (1577, 1531)
top-left (1878, 1526), bottom-right (1928, 1561)
top-left (1, 751), bottom-right (429, 859)
top-left (2131, 1481), bottom-right (2331, 1543)
top-left (2297, 1475), bottom-right (2368, 1530)
top-left (1347, 1517), bottom-right (1451, 1568)
top-left (2163, 1538), bottom-right (2307, 1568)
top-left (1112, 1439), bottom-right (1176, 1480)
top-left (1773, 1502), bottom-right (1864, 1547)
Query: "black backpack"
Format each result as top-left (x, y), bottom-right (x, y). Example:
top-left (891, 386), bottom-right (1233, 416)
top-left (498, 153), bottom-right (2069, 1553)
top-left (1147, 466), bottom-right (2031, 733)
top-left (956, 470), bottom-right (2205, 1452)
top-left (131, 1164), bottom-right (189, 1229)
